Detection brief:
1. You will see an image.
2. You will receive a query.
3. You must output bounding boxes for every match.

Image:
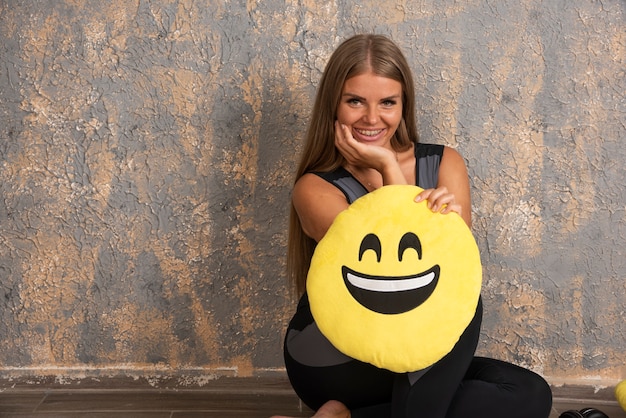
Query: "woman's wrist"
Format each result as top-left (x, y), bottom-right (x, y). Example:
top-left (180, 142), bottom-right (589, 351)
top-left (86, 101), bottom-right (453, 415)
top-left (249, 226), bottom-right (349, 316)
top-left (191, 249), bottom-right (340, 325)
top-left (380, 159), bottom-right (407, 185)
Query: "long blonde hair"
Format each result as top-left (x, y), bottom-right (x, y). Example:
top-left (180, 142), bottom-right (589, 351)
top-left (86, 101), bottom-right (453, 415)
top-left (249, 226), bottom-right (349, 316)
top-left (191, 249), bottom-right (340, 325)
top-left (287, 34), bottom-right (419, 295)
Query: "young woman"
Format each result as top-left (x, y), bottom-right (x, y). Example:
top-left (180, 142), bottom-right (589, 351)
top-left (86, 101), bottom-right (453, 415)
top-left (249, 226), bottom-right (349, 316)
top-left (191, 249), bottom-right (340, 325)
top-left (274, 34), bottom-right (553, 418)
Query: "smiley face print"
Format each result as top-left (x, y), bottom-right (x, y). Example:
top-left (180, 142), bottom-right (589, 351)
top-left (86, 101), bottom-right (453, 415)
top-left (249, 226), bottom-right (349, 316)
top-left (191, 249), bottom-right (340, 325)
top-left (342, 230), bottom-right (440, 315)
top-left (307, 185), bottom-right (482, 373)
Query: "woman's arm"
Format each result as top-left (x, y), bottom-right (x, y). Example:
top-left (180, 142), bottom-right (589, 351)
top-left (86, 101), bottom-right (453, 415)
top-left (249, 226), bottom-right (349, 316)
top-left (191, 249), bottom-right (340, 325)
top-left (292, 173), bottom-right (352, 243)
top-left (415, 146), bottom-right (472, 228)
top-left (295, 145), bottom-right (471, 243)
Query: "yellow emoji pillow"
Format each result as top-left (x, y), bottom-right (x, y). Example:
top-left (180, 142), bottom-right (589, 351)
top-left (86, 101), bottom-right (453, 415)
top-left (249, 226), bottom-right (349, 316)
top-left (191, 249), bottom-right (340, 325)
top-left (307, 185), bottom-right (482, 373)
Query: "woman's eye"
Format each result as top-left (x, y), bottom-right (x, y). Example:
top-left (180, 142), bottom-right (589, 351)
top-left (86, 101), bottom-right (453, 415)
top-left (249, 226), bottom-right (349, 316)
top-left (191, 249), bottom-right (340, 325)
top-left (382, 100), bottom-right (397, 107)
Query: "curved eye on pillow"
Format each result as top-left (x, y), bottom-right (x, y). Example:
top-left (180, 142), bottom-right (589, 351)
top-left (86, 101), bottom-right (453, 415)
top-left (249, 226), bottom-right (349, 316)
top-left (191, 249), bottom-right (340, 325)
top-left (307, 185), bottom-right (482, 373)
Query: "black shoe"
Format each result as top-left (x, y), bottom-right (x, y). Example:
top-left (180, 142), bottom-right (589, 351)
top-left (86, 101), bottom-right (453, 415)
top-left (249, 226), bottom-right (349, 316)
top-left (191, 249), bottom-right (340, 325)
top-left (559, 408), bottom-right (609, 418)
top-left (579, 408), bottom-right (609, 418)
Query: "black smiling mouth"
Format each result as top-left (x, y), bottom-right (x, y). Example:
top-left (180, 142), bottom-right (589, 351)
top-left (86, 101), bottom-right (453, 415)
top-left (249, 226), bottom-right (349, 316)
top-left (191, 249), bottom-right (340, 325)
top-left (342, 265), bottom-right (440, 314)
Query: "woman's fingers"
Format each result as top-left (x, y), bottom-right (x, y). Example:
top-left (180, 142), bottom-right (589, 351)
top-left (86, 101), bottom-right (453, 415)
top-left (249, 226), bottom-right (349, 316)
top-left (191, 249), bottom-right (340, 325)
top-left (415, 187), bottom-right (463, 218)
top-left (334, 122), bottom-right (357, 160)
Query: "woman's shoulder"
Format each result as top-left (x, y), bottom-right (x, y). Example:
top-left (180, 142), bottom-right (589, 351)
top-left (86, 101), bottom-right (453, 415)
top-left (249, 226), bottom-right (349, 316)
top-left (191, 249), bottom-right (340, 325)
top-left (293, 172), bottom-right (345, 200)
top-left (438, 146), bottom-right (469, 178)
top-left (292, 172), bottom-right (352, 242)
top-left (441, 145), bottom-right (466, 163)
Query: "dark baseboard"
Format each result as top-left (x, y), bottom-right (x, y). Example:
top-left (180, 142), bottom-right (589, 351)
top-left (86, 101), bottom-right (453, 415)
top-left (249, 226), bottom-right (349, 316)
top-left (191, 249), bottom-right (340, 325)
top-left (0, 375), bottom-right (623, 418)
top-left (552, 384), bottom-right (619, 404)
top-left (0, 373), bottom-right (620, 404)
top-left (0, 373), bottom-right (292, 392)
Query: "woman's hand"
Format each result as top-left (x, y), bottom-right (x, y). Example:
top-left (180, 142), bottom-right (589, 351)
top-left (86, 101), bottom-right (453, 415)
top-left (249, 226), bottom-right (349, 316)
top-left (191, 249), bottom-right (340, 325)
top-left (415, 186), bottom-right (464, 218)
top-left (334, 121), bottom-right (396, 172)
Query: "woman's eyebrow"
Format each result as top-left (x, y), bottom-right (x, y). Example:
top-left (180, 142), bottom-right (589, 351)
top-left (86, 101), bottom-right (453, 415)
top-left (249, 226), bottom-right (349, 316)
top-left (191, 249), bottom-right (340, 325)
top-left (342, 92), bottom-right (364, 99)
top-left (341, 93), bottom-right (401, 101)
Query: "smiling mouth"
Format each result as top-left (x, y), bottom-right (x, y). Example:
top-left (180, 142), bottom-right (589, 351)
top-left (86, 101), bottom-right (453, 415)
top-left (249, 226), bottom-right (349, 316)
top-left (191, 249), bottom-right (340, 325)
top-left (353, 128), bottom-right (388, 142)
top-left (342, 265), bottom-right (440, 314)
top-left (355, 128), bottom-right (384, 137)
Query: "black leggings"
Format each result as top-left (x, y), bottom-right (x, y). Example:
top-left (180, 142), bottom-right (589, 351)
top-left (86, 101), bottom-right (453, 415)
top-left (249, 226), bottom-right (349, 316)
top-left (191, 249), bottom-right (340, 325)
top-left (283, 294), bottom-right (552, 418)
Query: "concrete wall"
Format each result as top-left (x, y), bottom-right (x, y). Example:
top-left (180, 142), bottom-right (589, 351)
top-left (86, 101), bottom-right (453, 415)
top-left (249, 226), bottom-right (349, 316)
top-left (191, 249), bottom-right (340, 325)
top-left (0, 0), bottom-right (624, 389)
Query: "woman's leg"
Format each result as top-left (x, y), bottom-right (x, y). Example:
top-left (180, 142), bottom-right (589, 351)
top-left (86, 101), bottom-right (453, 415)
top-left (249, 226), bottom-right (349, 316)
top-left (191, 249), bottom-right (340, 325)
top-left (283, 293), bottom-right (395, 416)
top-left (285, 341), bottom-right (395, 414)
top-left (390, 298), bottom-right (483, 418)
top-left (445, 357), bottom-right (553, 418)
top-left (388, 296), bottom-right (551, 418)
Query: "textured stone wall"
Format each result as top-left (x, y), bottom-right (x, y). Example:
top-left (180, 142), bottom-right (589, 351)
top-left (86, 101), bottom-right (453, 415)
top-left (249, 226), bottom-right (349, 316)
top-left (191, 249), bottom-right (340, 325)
top-left (0, 0), bottom-right (624, 388)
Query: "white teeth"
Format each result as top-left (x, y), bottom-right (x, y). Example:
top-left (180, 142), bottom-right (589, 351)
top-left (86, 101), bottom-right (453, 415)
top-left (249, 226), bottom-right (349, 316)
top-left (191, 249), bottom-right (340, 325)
top-left (356, 129), bottom-right (382, 136)
top-left (346, 271), bottom-right (436, 292)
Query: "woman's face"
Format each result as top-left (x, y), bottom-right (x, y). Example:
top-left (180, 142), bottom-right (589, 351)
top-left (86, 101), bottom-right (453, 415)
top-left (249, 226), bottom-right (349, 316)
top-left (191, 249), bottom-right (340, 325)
top-left (336, 71), bottom-right (403, 149)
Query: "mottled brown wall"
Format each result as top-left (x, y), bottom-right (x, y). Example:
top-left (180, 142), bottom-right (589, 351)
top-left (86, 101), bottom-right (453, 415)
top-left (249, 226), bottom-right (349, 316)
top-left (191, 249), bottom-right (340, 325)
top-left (0, 0), bottom-right (624, 388)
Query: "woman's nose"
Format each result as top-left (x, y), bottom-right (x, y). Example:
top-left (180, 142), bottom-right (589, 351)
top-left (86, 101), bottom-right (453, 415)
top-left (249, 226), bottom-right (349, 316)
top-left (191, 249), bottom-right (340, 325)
top-left (362, 107), bottom-right (378, 124)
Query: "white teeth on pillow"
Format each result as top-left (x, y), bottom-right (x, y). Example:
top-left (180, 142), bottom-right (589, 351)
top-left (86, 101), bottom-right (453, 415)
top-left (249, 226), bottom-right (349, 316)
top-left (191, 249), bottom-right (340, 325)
top-left (346, 271), bottom-right (436, 292)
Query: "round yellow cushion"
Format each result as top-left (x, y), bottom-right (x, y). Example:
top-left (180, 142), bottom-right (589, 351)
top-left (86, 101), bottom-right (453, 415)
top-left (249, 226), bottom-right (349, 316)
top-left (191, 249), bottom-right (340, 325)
top-left (307, 185), bottom-right (482, 373)
top-left (616, 380), bottom-right (626, 412)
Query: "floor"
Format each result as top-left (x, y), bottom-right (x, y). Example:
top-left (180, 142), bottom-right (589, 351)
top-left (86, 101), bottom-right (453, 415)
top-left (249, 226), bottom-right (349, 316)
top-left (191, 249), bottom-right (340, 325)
top-left (0, 377), bottom-right (624, 418)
